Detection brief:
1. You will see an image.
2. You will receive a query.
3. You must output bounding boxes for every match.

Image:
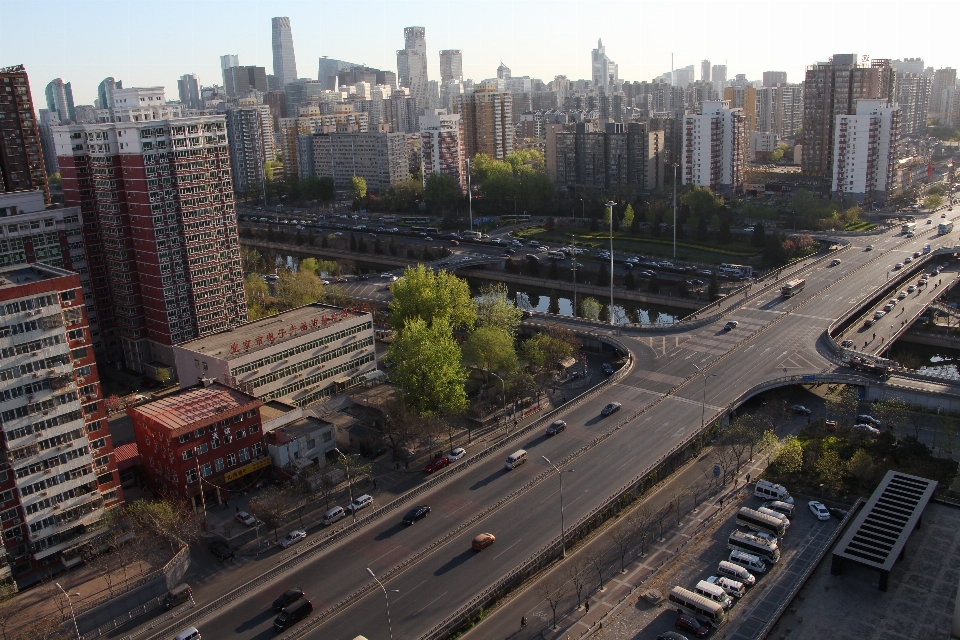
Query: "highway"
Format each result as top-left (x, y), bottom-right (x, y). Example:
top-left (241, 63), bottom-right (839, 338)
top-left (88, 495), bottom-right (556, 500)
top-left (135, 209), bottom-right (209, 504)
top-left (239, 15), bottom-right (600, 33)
top-left (170, 207), bottom-right (960, 640)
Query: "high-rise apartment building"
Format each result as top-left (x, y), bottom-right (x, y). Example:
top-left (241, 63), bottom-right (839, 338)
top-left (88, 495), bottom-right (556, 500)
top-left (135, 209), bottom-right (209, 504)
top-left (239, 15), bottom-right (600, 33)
top-left (439, 50), bottom-right (463, 84)
top-left (279, 106), bottom-right (369, 179)
top-left (271, 17), bottom-right (298, 88)
top-left (711, 65), bottom-right (727, 86)
top-left (552, 122), bottom-right (664, 195)
top-left (682, 100), bottom-right (746, 197)
top-left (701, 60), bottom-right (712, 83)
top-left (724, 86), bottom-right (757, 132)
top-left (763, 71), bottom-right (787, 87)
top-left (756, 86), bottom-right (781, 135)
top-left (38, 110), bottom-right (61, 177)
top-left (397, 27), bottom-right (429, 115)
top-left (225, 106), bottom-right (274, 196)
top-left (896, 73), bottom-right (930, 135)
top-left (304, 132), bottom-right (408, 191)
top-left (96, 77), bottom-right (122, 110)
top-left (831, 99), bottom-right (901, 203)
top-left (389, 91), bottom-right (420, 134)
top-left (779, 84), bottom-right (804, 138)
top-left (0, 65), bottom-right (49, 202)
top-left (457, 81), bottom-right (513, 160)
top-left (801, 54), bottom-right (895, 184)
top-left (45, 79), bottom-right (75, 125)
top-left (592, 40), bottom-right (618, 93)
top-left (673, 65), bottom-right (695, 89)
top-left (177, 74), bottom-right (202, 110)
top-left (419, 109), bottom-right (467, 194)
top-left (74, 106), bottom-right (97, 125)
top-left (929, 68), bottom-right (957, 124)
top-left (53, 87), bottom-right (247, 374)
top-left (0, 262), bottom-right (120, 585)
top-left (263, 90), bottom-right (288, 131)
top-left (891, 58), bottom-right (926, 76)
top-left (223, 66), bottom-right (268, 98)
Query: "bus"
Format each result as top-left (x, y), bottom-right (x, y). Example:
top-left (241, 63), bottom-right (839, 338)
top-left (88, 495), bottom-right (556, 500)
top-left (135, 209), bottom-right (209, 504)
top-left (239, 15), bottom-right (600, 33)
top-left (462, 230), bottom-right (482, 241)
top-left (939, 221), bottom-right (954, 235)
top-left (401, 216), bottom-right (430, 225)
top-left (667, 586), bottom-right (727, 626)
top-left (410, 226), bottom-right (440, 236)
top-left (781, 279), bottom-right (805, 297)
top-left (902, 222), bottom-right (917, 234)
top-left (499, 214), bottom-right (531, 225)
top-left (719, 263), bottom-right (753, 279)
top-left (728, 530), bottom-right (780, 564)
top-left (736, 507), bottom-right (787, 538)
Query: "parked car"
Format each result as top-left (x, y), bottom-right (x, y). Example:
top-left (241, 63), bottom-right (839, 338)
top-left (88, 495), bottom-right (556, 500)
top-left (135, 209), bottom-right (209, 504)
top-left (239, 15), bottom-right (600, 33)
top-left (808, 501), bottom-right (831, 521)
top-left (235, 511), bottom-right (257, 527)
top-left (208, 541), bottom-right (235, 561)
top-left (546, 420), bottom-right (567, 436)
top-left (280, 530), bottom-right (307, 548)
top-left (272, 589), bottom-right (305, 611)
top-left (448, 447), bottom-right (467, 461)
top-left (852, 423), bottom-right (881, 435)
top-left (403, 505), bottom-right (431, 525)
top-left (829, 507), bottom-right (849, 519)
top-left (857, 414), bottom-right (881, 426)
top-left (790, 404), bottom-right (812, 416)
top-left (601, 402), bottom-right (622, 416)
top-left (424, 457), bottom-right (450, 473)
top-left (674, 613), bottom-right (710, 637)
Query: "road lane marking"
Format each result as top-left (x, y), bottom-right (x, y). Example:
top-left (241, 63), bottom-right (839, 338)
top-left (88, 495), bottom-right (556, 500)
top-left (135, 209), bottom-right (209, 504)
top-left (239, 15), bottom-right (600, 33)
top-left (412, 591), bottom-right (449, 618)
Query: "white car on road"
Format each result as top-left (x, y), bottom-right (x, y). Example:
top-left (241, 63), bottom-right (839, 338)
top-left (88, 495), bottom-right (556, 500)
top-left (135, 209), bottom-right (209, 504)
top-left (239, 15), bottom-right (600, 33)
top-left (808, 501), bottom-right (831, 521)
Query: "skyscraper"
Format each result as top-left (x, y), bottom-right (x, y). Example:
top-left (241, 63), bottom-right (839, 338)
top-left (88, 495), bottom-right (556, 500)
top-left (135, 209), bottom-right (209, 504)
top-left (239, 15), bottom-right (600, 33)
top-left (457, 81), bottom-right (513, 160)
top-left (177, 73), bottom-right (202, 110)
top-left (439, 50), bottom-right (463, 84)
top-left (223, 66), bottom-right (268, 97)
top-left (929, 68), bottom-right (957, 124)
top-left (225, 106), bottom-right (274, 196)
top-left (592, 39), bottom-right (618, 93)
top-left (763, 71), bottom-right (787, 87)
top-left (701, 60), bottom-right (711, 83)
top-left (272, 17), bottom-right (298, 88)
top-left (397, 27), bottom-right (429, 115)
top-left (0, 65), bottom-right (49, 201)
top-left (682, 100), bottom-right (746, 197)
top-left (497, 63), bottom-right (511, 81)
top-left (45, 78), bottom-right (75, 124)
top-left (97, 77), bottom-right (122, 110)
top-left (896, 73), bottom-right (931, 135)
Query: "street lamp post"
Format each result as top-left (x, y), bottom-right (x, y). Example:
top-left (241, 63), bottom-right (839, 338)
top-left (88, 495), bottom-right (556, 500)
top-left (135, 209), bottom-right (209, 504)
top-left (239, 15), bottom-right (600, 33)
top-left (334, 449), bottom-right (355, 519)
top-left (56, 583), bottom-right (81, 640)
top-left (571, 233), bottom-right (577, 316)
top-left (490, 372), bottom-right (507, 430)
top-left (542, 456), bottom-right (566, 558)
top-left (366, 568), bottom-right (398, 640)
top-left (692, 364), bottom-right (715, 433)
top-left (672, 163), bottom-right (678, 259)
top-left (606, 201), bottom-right (616, 325)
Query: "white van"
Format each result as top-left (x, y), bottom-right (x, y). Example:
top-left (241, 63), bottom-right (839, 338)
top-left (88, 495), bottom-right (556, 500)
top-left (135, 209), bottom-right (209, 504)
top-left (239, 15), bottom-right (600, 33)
top-left (695, 580), bottom-right (734, 609)
top-left (728, 550), bottom-right (767, 574)
top-left (707, 575), bottom-right (746, 599)
top-left (754, 479), bottom-right (793, 504)
top-left (504, 449), bottom-right (528, 470)
top-left (757, 507), bottom-right (791, 529)
top-left (323, 506), bottom-right (346, 525)
top-left (547, 250), bottom-right (565, 259)
top-left (174, 628), bottom-right (201, 640)
top-left (762, 500), bottom-right (796, 517)
top-left (347, 494), bottom-right (373, 513)
top-left (717, 560), bottom-right (756, 586)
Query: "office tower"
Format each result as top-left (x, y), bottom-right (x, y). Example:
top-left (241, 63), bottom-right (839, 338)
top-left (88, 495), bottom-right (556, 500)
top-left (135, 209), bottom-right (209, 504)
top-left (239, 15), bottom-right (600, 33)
top-left (264, 90), bottom-right (288, 131)
top-left (779, 84), bottom-right (804, 137)
top-left (701, 60), bottom-right (711, 83)
top-left (497, 63), bottom-right (511, 81)
top-left (97, 77), bottom-right (122, 110)
top-left (457, 81), bottom-right (513, 160)
top-left (552, 122), bottom-right (663, 194)
top-left (832, 99), bottom-right (901, 203)
top-left (427, 80), bottom-right (441, 109)
top-left (177, 74), bottom-right (202, 110)
top-left (0, 65), bottom-right (49, 202)
top-left (682, 100), bottom-right (746, 197)
top-left (942, 87), bottom-right (960, 128)
top-left (0, 261), bottom-right (121, 583)
top-left (673, 65), bottom-right (695, 89)
top-left (592, 39), bottom-right (618, 93)
top-left (44, 79), bottom-right (75, 124)
top-left (896, 73), bottom-right (930, 135)
top-left (220, 55), bottom-right (240, 71)
top-left (53, 86), bottom-right (247, 372)
top-left (284, 79), bottom-right (324, 116)
top-left (420, 109), bottom-right (467, 194)
top-left (271, 17), bottom-right (298, 87)
top-left (711, 65), bottom-right (727, 85)
top-left (38, 110), bottom-right (60, 176)
top-left (802, 54), bottom-right (895, 184)
top-left (440, 81), bottom-right (464, 112)
top-left (929, 68), bottom-right (957, 123)
top-left (223, 66), bottom-right (268, 98)
top-left (724, 86), bottom-right (757, 132)
top-left (763, 71), bottom-right (787, 87)
top-left (307, 132), bottom-right (408, 190)
top-left (397, 27), bottom-right (429, 115)
top-left (440, 50), bottom-right (463, 84)
top-left (225, 106), bottom-right (275, 195)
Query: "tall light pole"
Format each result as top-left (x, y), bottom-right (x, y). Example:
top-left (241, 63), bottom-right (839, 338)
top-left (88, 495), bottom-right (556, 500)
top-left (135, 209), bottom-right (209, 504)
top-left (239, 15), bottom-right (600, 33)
top-left (56, 583), bottom-right (81, 640)
top-left (606, 201), bottom-right (617, 325)
top-left (467, 157), bottom-right (473, 233)
top-left (334, 449), bottom-right (356, 520)
top-left (672, 164), bottom-right (678, 259)
top-left (571, 233), bottom-right (577, 317)
top-left (692, 364), bottom-right (715, 433)
top-left (366, 568), bottom-right (398, 640)
top-left (542, 456), bottom-right (567, 558)
top-left (580, 198), bottom-right (585, 223)
top-left (490, 372), bottom-right (507, 429)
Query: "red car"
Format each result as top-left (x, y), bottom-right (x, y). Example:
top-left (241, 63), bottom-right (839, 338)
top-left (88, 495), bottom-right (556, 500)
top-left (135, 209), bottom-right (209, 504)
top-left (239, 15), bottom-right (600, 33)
top-left (675, 613), bottom-right (710, 637)
top-left (424, 457), bottom-right (449, 473)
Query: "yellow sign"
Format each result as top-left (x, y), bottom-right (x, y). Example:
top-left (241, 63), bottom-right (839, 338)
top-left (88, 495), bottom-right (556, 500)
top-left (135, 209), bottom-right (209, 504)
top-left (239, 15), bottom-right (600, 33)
top-left (223, 457), bottom-right (271, 483)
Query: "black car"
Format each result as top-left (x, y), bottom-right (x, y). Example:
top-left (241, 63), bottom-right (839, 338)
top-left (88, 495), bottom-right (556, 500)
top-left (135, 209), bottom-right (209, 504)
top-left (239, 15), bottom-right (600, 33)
top-left (601, 363), bottom-right (615, 375)
top-left (403, 505), bottom-right (431, 525)
top-left (208, 541), bottom-right (235, 562)
top-left (829, 507), bottom-right (849, 520)
top-left (546, 420), bottom-right (567, 436)
top-left (601, 402), bottom-right (622, 416)
top-left (272, 588), bottom-right (305, 611)
top-left (856, 414), bottom-right (881, 427)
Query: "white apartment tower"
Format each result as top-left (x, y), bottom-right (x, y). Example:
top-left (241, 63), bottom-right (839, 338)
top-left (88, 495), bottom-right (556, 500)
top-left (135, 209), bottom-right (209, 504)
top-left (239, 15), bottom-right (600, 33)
top-left (831, 99), bottom-right (901, 203)
top-left (397, 27), bottom-right (429, 116)
top-left (419, 109), bottom-right (467, 195)
top-left (225, 106), bottom-right (275, 195)
top-left (271, 17), bottom-right (298, 87)
top-left (682, 100), bottom-right (745, 197)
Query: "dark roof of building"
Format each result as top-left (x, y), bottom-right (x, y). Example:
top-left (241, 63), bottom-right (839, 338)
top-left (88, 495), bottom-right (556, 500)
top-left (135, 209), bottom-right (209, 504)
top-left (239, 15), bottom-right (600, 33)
top-left (127, 382), bottom-right (260, 436)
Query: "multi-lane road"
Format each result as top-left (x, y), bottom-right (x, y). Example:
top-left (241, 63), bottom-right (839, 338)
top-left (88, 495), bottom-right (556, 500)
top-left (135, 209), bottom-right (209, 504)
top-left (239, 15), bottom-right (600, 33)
top-left (160, 207), bottom-right (960, 640)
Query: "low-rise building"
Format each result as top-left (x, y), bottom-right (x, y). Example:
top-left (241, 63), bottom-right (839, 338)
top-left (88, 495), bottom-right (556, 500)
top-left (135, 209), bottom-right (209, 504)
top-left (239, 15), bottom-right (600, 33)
top-left (127, 381), bottom-right (264, 506)
top-left (264, 407), bottom-right (336, 477)
top-left (172, 304), bottom-right (377, 407)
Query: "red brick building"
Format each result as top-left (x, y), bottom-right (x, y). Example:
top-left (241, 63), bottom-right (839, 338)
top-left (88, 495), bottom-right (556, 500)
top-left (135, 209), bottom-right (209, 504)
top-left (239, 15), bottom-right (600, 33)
top-left (128, 382), bottom-right (265, 507)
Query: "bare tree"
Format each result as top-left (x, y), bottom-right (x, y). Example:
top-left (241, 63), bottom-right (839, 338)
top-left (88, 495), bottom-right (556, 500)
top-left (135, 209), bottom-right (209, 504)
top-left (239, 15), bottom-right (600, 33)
top-left (655, 505), bottom-right (669, 541)
top-left (537, 580), bottom-right (567, 630)
top-left (565, 558), bottom-right (589, 610)
top-left (609, 523), bottom-right (633, 573)
top-left (587, 546), bottom-right (607, 592)
top-left (723, 421), bottom-right (752, 475)
top-left (628, 503), bottom-right (653, 556)
top-left (248, 486), bottom-right (292, 542)
top-left (672, 488), bottom-right (690, 525)
top-left (713, 444), bottom-right (735, 485)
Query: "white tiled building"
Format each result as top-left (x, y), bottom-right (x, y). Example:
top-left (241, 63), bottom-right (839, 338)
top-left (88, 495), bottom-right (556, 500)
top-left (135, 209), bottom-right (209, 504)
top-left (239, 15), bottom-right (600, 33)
top-left (682, 100), bottom-right (746, 197)
top-left (831, 99), bottom-right (901, 203)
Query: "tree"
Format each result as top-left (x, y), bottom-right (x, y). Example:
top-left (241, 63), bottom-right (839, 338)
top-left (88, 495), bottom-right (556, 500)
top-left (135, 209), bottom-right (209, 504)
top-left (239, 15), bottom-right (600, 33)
top-left (538, 580), bottom-right (567, 630)
top-left (774, 435), bottom-right (803, 474)
top-left (722, 420), bottom-right (754, 475)
top-left (389, 264), bottom-right (476, 334)
top-left (873, 398), bottom-right (911, 436)
top-left (624, 269), bottom-right (636, 290)
top-left (547, 290), bottom-right (560, 314)
top-left (126, 498), bottom-right (201, 553)
top-left (566, 558), bottom-right (589, 610)
top-left (588, 546), bottom-right (607, 591)
top-left (924, 194), bottom-right (945, 210)
top-left (718, 219), bottom-right (731, 243)
top-left (275, 269), bottom-right (323, 310)
top-left (595, 262), bottom-right (609, 287)
top-left (695, 215), bottom-right (708, 241)
top-left (581, 297), bottom-right (601, 321)
top-left (248, 486), bottom-right (292, 542)
top-left (104, 394), bottom-right (123, 414)
top-left (610, 523), bottom-right (633, 573)
top-left (598, 303), bottom-right (609, 323)
top-left (628, 503), bottom-right (653, 556)
top-left (424, 173), bottom-right (459, 209)
top-left (462, 326), bottom-right (517, 381)
top-left (349, 233), bottom-right (358, 251)
top-left (763, 230), bottom-right (788, 267)
top-left (475, 282), bottom-right (522, 335)
top-left (708, 271), bottom-right (720, 299)
top-left (357, 236), bottom-right (368, 253)
top-left (758, 430), bottom-right (782, 466)
top-left (847, 449), bottom-right (875, 491)
top-left (241, 246), bottom-right (266, 274)
top-left (825, 385), bottom-right (859, 426)
top-left (622, 203), bottom-right (635, 228)
top-left (389, 236), bottom-right (398, 256)
top-left (815, 447), bottom-right (844, 484)
top-left (752, 222), bottom-right (766, 247)
top-left (388, 317), bottom-right (468, 416)
top-left (647, 275), bottom-right (660, 294)
top-left (681, 186), bottom-right (719, 220)
top-left (350, 175), bottom-right (367, 200)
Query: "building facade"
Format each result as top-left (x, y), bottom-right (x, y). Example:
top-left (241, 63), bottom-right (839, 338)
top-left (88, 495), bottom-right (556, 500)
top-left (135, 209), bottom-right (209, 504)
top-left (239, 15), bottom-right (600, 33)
top-left (682, 100), bottom-right (746, 197)
top-left (305, 132), bottom-right (408, 191)
top-left (0, 263), bottom-right (120, 585)
top-left (128, 382), bottom-right (264, 506)
top-left (96, 78), bottom-right (122, 111)
top-left (763, 71), bottom-right (788, 87)
top-left (271, 17), bottom-right (298, 88)
top-left (177, 74), bottom-right (202, 111)
top-left (831, 99), bottom-right (901, 203)
top-left (279, 107), bottom-right (370, 179)
top-left (53, 87), bottom-right (247, 374)
top-left (173, 304), bottom-right (377, 407)
top-left (419, 109), bottom-right (467, 194)
top-left (397, 27), bottom-right (429, 114)
top-left (223, 66), bottom-right (268, 98)
top-left (0, 65), bottom-right (49, 202)
top-left (44, 79), bottom-right (75, 125)
top-left (552, 122), bottom-right (664, 195)
top-left (457, 82), bottom-right (513, 160)
top-left (225, 106), bottom-right (274, 196)
top-left (439, 50), bottom-right (463, 84)
top-left (896, 73), bottom-right (930, 136)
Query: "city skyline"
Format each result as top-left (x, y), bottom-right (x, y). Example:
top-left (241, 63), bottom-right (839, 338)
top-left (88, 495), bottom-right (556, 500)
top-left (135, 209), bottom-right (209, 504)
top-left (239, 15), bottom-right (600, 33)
top-left (1, 0), bottom-right (956, 107)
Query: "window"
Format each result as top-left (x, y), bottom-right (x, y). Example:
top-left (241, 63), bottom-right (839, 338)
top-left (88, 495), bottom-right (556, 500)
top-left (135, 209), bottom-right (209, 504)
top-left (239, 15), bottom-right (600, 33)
top-left (195, 443), bottom-right (207, 455)
top-left (181, 449), bottom-right (193, 461)
top-left (238, 448), bottom-right (249, 462)
top-left (226, 453), bottom-right (236, 467)
top-left (185, 468), bottom-right (197, 483)
top-left (235, 429), bottom-right (245, 440)
top-left (194, 428), bottom-right (205, 437)
top-left (178, 433), bottom-right (191, 444)
top-left (214, 457), bottom-right (224, 472)
top-left (252, 443), bottom-right (262, 457)
top-left (200, 463), bottom-right (212, 477)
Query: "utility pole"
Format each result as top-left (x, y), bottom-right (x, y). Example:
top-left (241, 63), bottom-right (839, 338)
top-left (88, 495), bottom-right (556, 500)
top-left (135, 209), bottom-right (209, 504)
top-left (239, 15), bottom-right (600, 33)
top-left (467, 158), bottom-right (473, 233)
top-left (606, 201), bottom-right (616, 325)
top-left (673, 163), bottom-right (678, 258)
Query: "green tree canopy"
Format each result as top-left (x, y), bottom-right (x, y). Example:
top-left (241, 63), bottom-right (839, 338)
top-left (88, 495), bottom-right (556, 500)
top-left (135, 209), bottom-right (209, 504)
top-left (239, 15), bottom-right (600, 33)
top-left (389, 264), bottom-right (476, 333)
top-left (350, 175), bottom-right (367, 200)
top-left (622, 204), bottom-right (635, 227)
top-left (275, 269), bottom-right (324, 309)
top-left (680, 186), bottom-right (719, 220)
top-left (581, 297), bottom-right (601, 321)
top-left (463, 326), bottom-right (518, 380)
top-left (389, 317), bottom-right (468, 416)
top-left (774, 434), bottom-right (803, 473)
top-left (424, 172), bottom-right (460, 208)
top-left (475, 282), bottom-right (523, 335)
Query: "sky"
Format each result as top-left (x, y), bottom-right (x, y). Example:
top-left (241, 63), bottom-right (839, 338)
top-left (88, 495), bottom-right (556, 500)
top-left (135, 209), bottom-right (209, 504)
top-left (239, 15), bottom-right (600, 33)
top-left (1, 0), bottom-right (957, 108)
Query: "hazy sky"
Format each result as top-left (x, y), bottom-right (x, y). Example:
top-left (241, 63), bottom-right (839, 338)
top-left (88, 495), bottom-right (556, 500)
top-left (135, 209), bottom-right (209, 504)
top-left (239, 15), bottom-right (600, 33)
top-left (1, 0), bottom-right (957, 107)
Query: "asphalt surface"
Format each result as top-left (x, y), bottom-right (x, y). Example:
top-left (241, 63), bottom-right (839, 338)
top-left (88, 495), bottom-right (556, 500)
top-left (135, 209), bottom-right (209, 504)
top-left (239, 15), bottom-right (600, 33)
top-left (149, 205), bottom-right (960, 640)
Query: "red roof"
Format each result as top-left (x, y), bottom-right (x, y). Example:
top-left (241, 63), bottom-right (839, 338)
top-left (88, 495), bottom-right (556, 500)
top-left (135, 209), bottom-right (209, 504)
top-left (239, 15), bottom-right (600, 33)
top-left (113, 442), bottom-right (141, 470)
top-left (128, 382), bottom-right (261, 436)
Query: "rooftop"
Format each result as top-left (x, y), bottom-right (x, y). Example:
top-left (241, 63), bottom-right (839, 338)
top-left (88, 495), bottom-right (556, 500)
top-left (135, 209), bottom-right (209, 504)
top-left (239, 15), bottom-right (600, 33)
top-left (0, 263), bottom-right (76, 291)
top-left (267, 416), bottom-right (332, 444)
top-left (128, 382), bottom-right (261, 435)
top-left (177, 303), bottom-right (370, 361)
